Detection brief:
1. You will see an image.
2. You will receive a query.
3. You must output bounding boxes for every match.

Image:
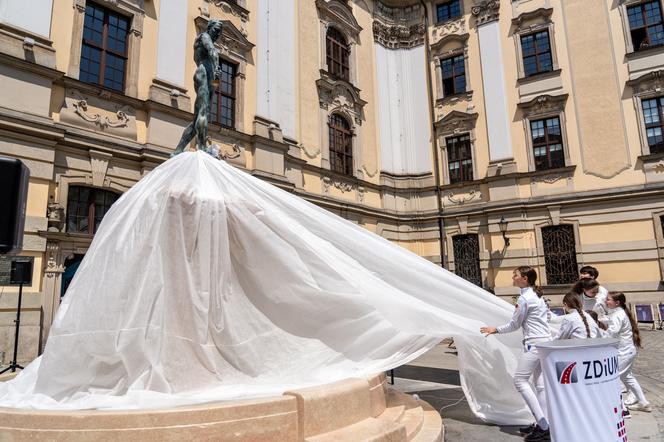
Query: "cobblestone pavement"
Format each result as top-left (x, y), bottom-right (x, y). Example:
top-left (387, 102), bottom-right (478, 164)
top-left (392, 330), bottom-right (664, 441)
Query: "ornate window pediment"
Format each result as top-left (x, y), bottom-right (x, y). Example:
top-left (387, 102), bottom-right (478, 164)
top-left (431, 32), bottom-right (469, 55)
top-left (434, 110), bottom-right (478, 136)
top-left (628, 69), bottom-right (664, 96)
top-left (316, 0), bottom-right (362, 43)
top-left (194, 17), bottom-right (254, 60)
top-left (518, 94), bottom-right (568, 118)
top-left (317, 70), bottom-right (366, 125)
top-left (471, 0), bottom-right (500, 26)
top-left (511, 7), bottom-right (553, 32)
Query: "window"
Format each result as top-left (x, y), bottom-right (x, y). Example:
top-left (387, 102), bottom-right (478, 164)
top-left (627, 1), bottom-right (664, 51)
top-left (661, 215), bottom-right (664, 235)
top-left (521, 30), bottom-right (553, 77)
top-left (542, 225), bottom-right (578, 285)
top-left (328, 114), bottom-right (353, 175)
top-left (437, 0), bottom-right (462, 23)
top-left (326, 27), bottom-right (350, 81)
top-left (530, 116), bottom-right (565, 171)
top-left (641, 97), bottom-right (664, 155)
top-left (452, 234), bottom-right (482, 287)
top-left (211, 60), bottom-right (237, 128)
top-left (80, 2), bottom-right (130, 92)
top-left (441, 54), bottom-right (466, 96)
top-left (447, 134), bottom-right (473, 184)
top-left (67, 186), bottom-right (119, 234)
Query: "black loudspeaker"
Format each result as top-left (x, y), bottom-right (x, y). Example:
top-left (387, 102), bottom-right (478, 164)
top-left (0, 157), bottom-right (30, 255)
top-left (10, 259), bottom-right (33, 285)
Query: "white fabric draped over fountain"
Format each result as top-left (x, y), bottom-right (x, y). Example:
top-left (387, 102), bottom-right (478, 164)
top-left (0, 151), bottom-right (531, 425)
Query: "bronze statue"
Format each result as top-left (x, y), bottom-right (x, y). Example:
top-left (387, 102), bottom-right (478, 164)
top-left (172, 20), bottom-right (223, 156)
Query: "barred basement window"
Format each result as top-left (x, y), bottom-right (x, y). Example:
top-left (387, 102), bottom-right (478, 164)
top-left (452, 234), bottom-right (482, 287)
top-left (67, 186), bottom-right (120, 234)
top-left (542, 225), bottom-right (578, 285)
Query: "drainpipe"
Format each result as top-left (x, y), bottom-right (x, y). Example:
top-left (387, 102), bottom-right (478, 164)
top-left (419, 0), bottom-right (446, 268)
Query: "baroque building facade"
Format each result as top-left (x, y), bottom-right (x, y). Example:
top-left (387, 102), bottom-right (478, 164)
top-left (1, 0), bottom-right (664, 364)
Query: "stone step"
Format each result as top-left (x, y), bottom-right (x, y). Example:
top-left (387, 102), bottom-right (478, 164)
top-left (396, 394), bottom-right (424, 440)
top-left (410, 400), bottom-right (443, 442)
top-left (306, 417), bottom-right (407, 442)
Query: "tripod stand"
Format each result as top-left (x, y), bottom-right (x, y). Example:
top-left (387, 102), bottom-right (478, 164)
top-left (0, 260), bottom-right (31, 374)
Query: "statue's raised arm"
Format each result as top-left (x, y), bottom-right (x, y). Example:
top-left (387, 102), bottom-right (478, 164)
top-left (171, 20), bottom-right (223, 157)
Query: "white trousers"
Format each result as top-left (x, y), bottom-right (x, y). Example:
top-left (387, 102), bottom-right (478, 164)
top-left (619, 349), bottom-right (648, 405)
top-left (514, 342), bottom-right (548, 428)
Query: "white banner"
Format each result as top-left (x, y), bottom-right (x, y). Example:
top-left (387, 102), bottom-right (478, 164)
top-left (536, 339), bottom-right (625, 442)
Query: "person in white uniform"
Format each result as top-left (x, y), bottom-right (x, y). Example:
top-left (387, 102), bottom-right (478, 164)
top-left (578, 265), bottom-right (609, 313)
top-left (573, 278), bottom-right (607, 316)
top-left (605, 292), bottom-right (652, 413)
top-left (554, 292), bottom-right (601, 340)
top-left (481, 266), bottom-right (551, 442)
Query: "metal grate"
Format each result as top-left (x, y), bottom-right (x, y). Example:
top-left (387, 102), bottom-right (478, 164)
top-left (452, 234), bottom-right (482, 287)
top-left (542, 225), bottom-right (578, 285)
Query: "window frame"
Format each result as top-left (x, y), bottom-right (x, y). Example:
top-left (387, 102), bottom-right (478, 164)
top-left (446, 133), bottom-right (474, 184)
top-left (80, 2), bottom-right (130, 92)
top-left (328, 113), bottom-right (354, 176)
top-left (626, 0), bottom-right (664, 52)
top-left (451, 233), bottom-right (482, 287)
top-left (520, 29), bottom-right (554, 78)
top-left (326, 26), bottom-right (351, 82)
top-left (639, 95), bottom-right (664, 155)
top-left (512, 9), bottom-right (559, 81)
top-left (66, 185), bottom-right (120, 235)
top-left (436, 0), bottom-right (463, 24)
top-left (441, 53), bottom-right (467, 97)
top-left (210, 59), bottom-right (238, 129)
top-left (529, 116), bottom-right (566, 171)
top-left (540, 224), bottom-right (579, 286)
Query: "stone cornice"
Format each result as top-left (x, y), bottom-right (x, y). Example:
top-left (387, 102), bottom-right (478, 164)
top-left (517, 93), bottom-right (569, 117)
top-left (471, 0), bottom-right (500, 26)
top-left (372, 1), bottom-right (425, 49)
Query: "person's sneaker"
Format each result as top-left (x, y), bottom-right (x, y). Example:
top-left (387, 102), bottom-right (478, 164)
top-left (628, 403), bottom-right (653, 412)
top-left (519, 423), bottom-right (536, 434)
top-left (524, 425), bottom-right (550, 441)
top-left (622, 409), bottom-right (631, 419)
top-left (624, 392), bottom-right (637, 406)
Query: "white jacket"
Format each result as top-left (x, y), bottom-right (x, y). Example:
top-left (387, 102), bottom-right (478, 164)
top-left (555, 310), bottom-right (601, 340)
top-left (581, 285), bottom-right (608, 315)
top-left (497, 287), bottom-right (551, 341)
top-left (606, 307), bottom-right (636, 356)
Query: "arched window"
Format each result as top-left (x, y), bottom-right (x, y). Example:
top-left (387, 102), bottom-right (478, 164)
top-left (329, 114), bottom-right (353, 175)
top-left (66, 186), bottom-right (120, 234)
top-left (326, 27), bottom-right (350, 81)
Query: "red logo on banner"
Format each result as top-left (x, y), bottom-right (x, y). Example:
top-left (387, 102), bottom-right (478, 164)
top-left (556, 361), bottom-right (578, 384)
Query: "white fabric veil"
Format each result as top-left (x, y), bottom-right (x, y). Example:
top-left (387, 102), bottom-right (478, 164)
top-left (0, 151), bottom-right (531, 424)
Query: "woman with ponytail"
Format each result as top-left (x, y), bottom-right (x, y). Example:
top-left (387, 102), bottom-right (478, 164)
top-left (480, 266), bottom-right (551, 441)
top-left (554, 292), bottom-right (600, 339)
top-left (572, 278), bottom-right (607, 315)
top-left (606, 292), bottom-right (652, 413)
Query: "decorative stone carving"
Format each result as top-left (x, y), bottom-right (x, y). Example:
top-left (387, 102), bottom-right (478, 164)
top-left (512, 7), bottom-right (553, 30)
top-left (47, 202), bottom-right (65, 232)
top-left (443, 188), bottom-right (482, 205)
top-left (357, 186), bottom-right (365, 203)
top-left (44, 242), bottom-right (64, 278)
top-left (362, 165), bottom-right (377, 178)
top-left (204, 0), bottom-right (249, 21)
top-left (194, 17), bottom-right (254, 61)
top-left (372, 2), bottom-right (425, 49)
top-left (317, 71), bottom-right (367, 125)
top-left (73, 100), bottom-right (129, 130)
top-left (532, 173), bottom-right (567, 184)
top-left (434, 110), bottom-right (478, 137)
top-left (316, 0), bottom-right (362, 44)
top-left (90, 150), bottom-right (112, 187)
top-left (518, 94), bottom-right (568, 118)
top-left (471, 0), bottom-right (500, 26)
top-left (628, 69), bottom-right (664, 96)
top-left (322, 176), bottom-right (356, 194)
top-left (302, 144), bottom-right (322, 159)
top-left (432, 17), bottom-right (466, 41)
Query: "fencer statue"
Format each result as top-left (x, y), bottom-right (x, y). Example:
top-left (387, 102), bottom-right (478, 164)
top-left (171, 20), bottom-right (223, 157)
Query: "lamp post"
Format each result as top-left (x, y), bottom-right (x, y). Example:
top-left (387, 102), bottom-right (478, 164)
top-left (498, 216), bottom-right (510, 247)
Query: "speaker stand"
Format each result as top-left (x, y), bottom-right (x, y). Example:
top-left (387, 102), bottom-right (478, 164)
top-left (0, 281), bottom-right (24, 374)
